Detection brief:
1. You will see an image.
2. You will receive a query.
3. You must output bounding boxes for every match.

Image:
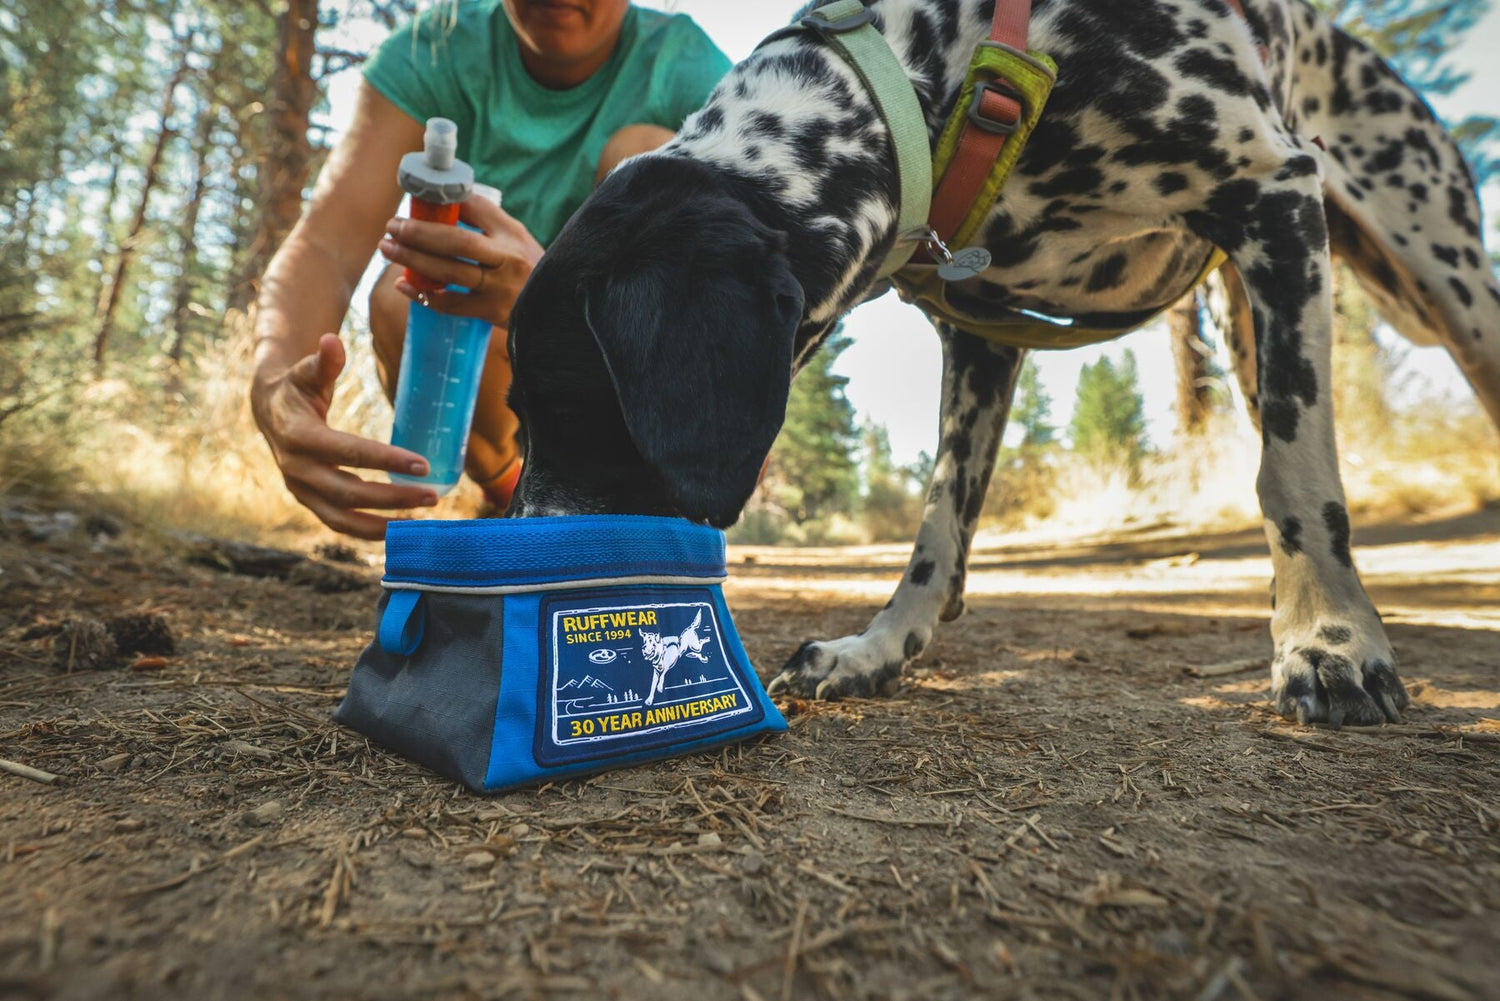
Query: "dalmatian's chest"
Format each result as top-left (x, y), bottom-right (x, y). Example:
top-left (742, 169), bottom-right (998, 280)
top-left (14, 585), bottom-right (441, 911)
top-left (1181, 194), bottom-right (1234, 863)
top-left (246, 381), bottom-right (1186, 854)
top-left (935, 208), bottom-right (1218, 323)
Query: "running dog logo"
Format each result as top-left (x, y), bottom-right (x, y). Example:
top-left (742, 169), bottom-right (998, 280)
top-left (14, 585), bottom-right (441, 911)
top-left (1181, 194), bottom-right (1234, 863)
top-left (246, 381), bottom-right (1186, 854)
top-left (641, 610), bottom-right (712, 706)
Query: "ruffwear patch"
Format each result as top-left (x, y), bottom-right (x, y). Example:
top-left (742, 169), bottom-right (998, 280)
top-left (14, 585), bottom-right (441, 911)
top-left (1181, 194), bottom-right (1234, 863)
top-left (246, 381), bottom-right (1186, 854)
top-left (535, 589), bottom-right (763, 768)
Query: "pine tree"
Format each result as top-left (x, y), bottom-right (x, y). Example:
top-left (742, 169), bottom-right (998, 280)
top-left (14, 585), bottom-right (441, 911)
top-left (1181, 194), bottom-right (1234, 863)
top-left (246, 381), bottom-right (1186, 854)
top-left (1010, 357), bottom-right (1055, 449)
top-left (94, 31), bottom-right (196, 370)
top-left (0, 0), bottom-right (128, 325)
top-left (226, 0), bottom-right (320, 316)
top-left (985, 359), bottom-right (1060, 522)
top-left (1069, 351), bottom-right (1148, 467)
top-left (225, 0), bottom-right (419, 314)
top-left (168, 88), bottom-right (219, 371)
top-left (764, 333), bottom-right (861, 524)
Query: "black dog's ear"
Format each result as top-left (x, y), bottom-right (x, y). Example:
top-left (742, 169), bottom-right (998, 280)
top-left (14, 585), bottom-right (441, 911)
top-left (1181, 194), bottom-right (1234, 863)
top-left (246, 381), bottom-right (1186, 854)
top-left (585, 238), bottom-right (804, 527)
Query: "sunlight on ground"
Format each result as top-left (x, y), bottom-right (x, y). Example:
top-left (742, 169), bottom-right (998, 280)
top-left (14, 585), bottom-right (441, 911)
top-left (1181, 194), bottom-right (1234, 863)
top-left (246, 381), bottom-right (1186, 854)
top-left (728, 533), bottom-right (1500, 631)
top-left (919, 670), bottom-right (1027, 693)
top-left (1216, 679), bottom-right (1271, 695)
top-left (1405, 680), bottom-right (1500, 710)
top-left (1179, 695), bottom-right (1239, 711)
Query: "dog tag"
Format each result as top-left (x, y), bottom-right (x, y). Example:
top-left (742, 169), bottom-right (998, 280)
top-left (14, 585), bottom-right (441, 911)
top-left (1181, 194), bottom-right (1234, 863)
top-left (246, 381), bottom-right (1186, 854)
top-left (937, 246), bottom-right (992, 282)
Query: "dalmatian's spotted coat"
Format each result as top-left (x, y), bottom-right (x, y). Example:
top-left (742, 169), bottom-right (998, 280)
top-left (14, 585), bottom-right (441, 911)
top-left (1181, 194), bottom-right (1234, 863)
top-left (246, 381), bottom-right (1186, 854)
top-left (506, 0), bottom-right (1499, 728)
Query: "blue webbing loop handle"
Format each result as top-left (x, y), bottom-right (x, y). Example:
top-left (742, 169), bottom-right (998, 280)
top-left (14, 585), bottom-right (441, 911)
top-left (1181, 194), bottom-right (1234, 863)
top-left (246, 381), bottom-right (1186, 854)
top-left (378, 589), bottom-right (425, 656)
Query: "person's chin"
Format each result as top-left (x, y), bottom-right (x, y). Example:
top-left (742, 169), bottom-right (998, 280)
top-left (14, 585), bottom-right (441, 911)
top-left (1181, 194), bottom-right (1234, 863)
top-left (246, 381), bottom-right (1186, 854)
top-left (524, 1), bottom-right (588, 33)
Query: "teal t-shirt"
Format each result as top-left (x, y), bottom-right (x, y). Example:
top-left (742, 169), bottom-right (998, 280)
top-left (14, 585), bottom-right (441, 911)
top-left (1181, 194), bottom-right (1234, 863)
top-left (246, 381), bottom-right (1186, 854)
top-left (364, 2), bottom-right (731, 247)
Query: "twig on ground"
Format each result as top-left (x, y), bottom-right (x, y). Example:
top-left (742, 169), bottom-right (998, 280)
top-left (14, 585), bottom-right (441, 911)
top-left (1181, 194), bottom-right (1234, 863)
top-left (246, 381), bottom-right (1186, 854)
top-left (1342, 724), bottom-right (1500, 745)
top-left (1024, 813), bottom-right (1060, 851)
top-left (37, 907), bottom-right (60, 973)
top-left (120, 834), bottom-right (266, 897)
top-left (1250, 728), bottom-right (1369, 755)
top-left (0, 756), bottom-right (60, 785)
top-left (1184, 658), bottom-right (1268, 678)
top-left (795, 862), bottom-right (855, 895)
top-left (825, 806), bottom-right (953, 828)
top-left (782, 898), bottom-right (807, 1001)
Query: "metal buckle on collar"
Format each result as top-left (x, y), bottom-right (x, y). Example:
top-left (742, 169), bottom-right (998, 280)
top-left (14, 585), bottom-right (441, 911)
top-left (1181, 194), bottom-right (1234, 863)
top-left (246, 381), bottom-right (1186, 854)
top-left (903, 226), bottom-right (955, 266)
top-left (967, 79), bottom-right (1028, 135)
top-left (800, 6), bottom-right (876, 34)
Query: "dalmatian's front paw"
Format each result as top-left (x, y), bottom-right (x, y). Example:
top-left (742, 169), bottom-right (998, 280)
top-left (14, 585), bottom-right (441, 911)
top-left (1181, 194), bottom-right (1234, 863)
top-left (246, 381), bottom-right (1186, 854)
top-left (767, 629), bottom-right (926, 700)
top-left (1271, 622), bottom-right (1408, 726)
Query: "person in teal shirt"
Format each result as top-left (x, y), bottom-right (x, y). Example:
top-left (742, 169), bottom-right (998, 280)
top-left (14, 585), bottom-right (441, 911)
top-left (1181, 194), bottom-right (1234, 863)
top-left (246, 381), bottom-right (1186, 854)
top-left (250, 1), bottom-right (731, 538)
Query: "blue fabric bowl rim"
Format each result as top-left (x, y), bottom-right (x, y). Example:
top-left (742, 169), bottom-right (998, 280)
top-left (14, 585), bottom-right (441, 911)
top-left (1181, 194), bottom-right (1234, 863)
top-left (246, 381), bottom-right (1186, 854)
top-left (382, 515), bottom-right (728, 588)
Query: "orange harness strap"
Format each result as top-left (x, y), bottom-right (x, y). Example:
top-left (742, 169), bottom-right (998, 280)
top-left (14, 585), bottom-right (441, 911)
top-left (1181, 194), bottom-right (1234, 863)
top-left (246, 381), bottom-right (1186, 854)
top-left (927, 0), bottom-right (1268, 248)
top-left (926, 0), bottom-right (1033, 245)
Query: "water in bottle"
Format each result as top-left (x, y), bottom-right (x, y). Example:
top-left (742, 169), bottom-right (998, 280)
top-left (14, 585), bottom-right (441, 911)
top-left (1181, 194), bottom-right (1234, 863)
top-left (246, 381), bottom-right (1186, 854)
top-left (387, 118), bottom-right (499, 495)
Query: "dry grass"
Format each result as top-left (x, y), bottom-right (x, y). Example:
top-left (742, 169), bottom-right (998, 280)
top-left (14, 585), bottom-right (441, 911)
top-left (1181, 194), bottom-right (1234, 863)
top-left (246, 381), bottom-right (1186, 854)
top-left (3, 311), bottom-right (1496, 550)
top-left (984, 405), bottom-right (1500, 540)
top-left (0, 308), bottom-right (487, 545)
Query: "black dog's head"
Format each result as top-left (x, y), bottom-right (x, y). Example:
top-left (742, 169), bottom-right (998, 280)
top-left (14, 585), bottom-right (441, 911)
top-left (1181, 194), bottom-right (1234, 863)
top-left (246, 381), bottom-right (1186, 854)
top-left (505, 156), bottom-right (805, 527)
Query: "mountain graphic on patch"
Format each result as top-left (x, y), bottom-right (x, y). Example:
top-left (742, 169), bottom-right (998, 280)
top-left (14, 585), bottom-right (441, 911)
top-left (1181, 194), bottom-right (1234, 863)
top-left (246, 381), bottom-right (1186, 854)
top-left (559, 674), bottom-right (614, 692)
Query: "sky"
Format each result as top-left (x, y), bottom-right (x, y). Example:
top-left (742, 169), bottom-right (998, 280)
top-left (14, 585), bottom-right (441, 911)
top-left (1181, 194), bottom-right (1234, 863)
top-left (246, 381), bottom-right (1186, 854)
top-left (326, 1), bottom-right (1500, 465)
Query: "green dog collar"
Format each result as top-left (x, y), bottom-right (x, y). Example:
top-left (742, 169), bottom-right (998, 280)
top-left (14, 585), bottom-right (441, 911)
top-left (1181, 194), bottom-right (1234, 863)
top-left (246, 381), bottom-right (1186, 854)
top-left (764, 1), bottom-right (933, 280)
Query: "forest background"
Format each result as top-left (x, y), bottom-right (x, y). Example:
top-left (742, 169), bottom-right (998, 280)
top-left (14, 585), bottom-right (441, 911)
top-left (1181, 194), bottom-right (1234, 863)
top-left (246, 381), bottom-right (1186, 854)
top-left (1, 0), bottom-right (1496, 547)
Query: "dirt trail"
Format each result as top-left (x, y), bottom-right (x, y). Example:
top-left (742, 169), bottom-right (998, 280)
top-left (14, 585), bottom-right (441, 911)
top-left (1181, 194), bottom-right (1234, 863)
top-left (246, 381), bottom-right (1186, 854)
top-left (1, 505), bottom-right (1497, 1001)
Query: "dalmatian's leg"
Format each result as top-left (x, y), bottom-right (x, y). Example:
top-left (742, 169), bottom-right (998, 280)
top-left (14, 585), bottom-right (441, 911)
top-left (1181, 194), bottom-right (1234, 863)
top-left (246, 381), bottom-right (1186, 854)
top-left (768, 325), bottom-right (1023, 700)
top-left (1292, 20), bottom-right (1500, 431)
top-left (1320, 185), bottom-right (1500, 434)
top-left (1190, 139), bottom-right (1407, 726)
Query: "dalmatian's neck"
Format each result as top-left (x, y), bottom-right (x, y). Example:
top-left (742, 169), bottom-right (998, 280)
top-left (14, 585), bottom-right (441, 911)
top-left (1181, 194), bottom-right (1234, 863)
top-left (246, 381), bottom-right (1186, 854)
top-left (665, 0), bottom-right (987, 338)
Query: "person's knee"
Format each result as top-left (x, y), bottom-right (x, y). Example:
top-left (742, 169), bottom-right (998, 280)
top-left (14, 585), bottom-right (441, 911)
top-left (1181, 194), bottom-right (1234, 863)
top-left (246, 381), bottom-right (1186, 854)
top-left (369, 264), bottom-right (407, 393)
top-left (596, 124), bottom-right (675, 184)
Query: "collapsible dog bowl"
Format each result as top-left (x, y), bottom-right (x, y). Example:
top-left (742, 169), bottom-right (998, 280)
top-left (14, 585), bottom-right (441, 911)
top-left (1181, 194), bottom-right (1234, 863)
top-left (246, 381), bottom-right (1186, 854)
top-left (334, 516), bottom-right (786, 792)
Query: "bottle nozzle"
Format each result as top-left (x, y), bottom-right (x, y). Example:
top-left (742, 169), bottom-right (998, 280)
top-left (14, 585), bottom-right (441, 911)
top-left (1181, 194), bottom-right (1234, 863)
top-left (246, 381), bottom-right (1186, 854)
top-left (398, 117), bottom-right (473, 207)
top-left (423, 117), bottom-right (458, 171)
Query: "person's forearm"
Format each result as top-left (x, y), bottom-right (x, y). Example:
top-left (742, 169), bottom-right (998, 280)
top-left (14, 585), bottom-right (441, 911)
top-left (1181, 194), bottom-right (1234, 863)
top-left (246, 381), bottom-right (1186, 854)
top-left (252, 83), bottom-right (416, 392)
top-left (251, 225), bottom-right (366, 388)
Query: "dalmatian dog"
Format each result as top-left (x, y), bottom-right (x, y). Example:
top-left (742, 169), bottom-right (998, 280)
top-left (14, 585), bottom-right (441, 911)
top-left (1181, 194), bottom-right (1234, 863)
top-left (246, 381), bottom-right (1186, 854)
top-left (641, 610), bottom-right (713, 706)
top-left (505, 0), bottom-right (1499, 727)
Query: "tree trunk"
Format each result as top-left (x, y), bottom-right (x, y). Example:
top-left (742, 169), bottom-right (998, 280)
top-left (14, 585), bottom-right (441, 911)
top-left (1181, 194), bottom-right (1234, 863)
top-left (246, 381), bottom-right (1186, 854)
top-left (93, 139), bottom-right (124, 315)
top-left (92, 41), bottom-right (194, 371)
top-left (168, 100), bottom-right (216, 368)
top-left (1, 188), bottom-right (35, 320)
top-left (10, 184), bottom-right (38, 274)
top-left (1169, 291), bottom-right (1213, 435)
top-left (220, 135), bottom-right (258, 322)
top-left (226, 0), bottom-right (319, 316)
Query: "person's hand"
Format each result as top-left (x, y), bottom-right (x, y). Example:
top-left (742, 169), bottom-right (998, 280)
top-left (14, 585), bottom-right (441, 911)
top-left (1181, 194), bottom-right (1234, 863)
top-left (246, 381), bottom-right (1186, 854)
top-left (378, 195), bottom-right (544, 329)
top-left (251, 334), bottom-right (439, 539)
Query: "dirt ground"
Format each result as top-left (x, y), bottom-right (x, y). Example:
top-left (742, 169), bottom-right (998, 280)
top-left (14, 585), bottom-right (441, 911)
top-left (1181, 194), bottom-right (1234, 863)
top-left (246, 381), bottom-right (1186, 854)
top-left (1, 502), bottom-right (1497, 1001)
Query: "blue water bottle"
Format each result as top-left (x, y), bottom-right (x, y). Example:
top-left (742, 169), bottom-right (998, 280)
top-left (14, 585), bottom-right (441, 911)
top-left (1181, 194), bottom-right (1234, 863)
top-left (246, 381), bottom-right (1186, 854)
top-left (388, 118), bottom-right (500, 495)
